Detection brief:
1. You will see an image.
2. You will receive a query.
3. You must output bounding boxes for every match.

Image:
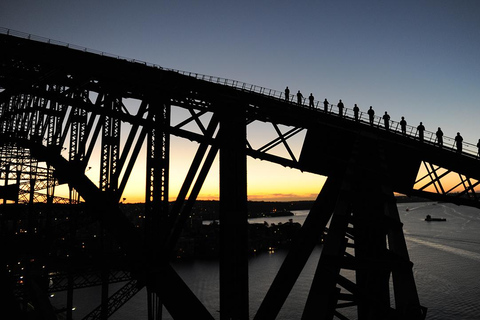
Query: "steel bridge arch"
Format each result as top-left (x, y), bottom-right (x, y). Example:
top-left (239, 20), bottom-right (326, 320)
top-left (2, 29), bottom-right (480, 320)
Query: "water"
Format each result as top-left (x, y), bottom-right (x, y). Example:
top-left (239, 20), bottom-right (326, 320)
top-left (54, 203), bottom-right (480, 319)
top-left (400, 202), bottom-right (480, 320)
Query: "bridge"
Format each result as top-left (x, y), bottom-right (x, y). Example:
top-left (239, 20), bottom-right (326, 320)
top-left (1, 28), bottom-right (480, 320)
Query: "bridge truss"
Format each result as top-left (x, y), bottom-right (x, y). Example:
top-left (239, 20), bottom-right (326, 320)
top-left (2, 29), bottom-right (480, 320)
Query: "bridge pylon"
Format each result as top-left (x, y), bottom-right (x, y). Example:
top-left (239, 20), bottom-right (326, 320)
top-left (302, 137), bottom-right (427, 319)
top-left (255, 134), bottom-right (426, 320)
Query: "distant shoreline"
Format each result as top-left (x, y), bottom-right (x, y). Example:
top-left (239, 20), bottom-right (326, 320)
top-left (119, 195), bottom-right (432, 221)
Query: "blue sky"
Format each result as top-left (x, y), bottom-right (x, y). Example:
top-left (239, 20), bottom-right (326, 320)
top-left (1, 1), bottom-right (480, 200)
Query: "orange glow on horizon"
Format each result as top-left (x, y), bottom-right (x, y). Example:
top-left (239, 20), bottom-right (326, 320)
top-left (118, 155), bottom-right (326, 203)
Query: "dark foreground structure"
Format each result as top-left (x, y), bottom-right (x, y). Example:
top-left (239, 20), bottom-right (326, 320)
top-left (2, 28), bottom-right (480, 319)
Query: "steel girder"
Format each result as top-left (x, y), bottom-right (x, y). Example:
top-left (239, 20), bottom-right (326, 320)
top-left (411, 161), bottom-right (480, 206)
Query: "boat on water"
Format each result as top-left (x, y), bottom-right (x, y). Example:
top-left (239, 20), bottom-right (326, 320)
top-left (425, 214), bottom-right (446, 222)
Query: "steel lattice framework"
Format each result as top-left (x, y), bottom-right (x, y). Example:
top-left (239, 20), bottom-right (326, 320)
top-left (2, 29), bottom-right (480, 320)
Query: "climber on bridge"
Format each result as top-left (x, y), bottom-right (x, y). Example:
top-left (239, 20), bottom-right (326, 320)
top-left (417, 122), bottom-right (425, 142)
top-left (367, 106), bottom-right (375, 125)
top-left (308, 93), bottom-right (315, 108)
top-left (436, 127), bottom-right (444, 147)
top-left (477, 139), bottom-right (480, 158)
top-left (323, 99), bottom-right (329, 112)
top-left (455, 132), bottom-right (463, 153)
top-left (353, 103), bottom-right (360, 121)
top-left (337, 99), bottom-right (344, 117)
top-left (297, 90), bottom-right (303, 105)
top-left (284, 86), bottom-right (290, 102)
top-left (382, 111), bottom-right (390, 130)
top-left (353, 104), bottom-right (359, 121)
top-left (400, 116), bottom-right (407, 135)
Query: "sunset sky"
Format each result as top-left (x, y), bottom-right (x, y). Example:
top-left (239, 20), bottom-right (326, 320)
top-left (1, 1), bottom-right (480, 202)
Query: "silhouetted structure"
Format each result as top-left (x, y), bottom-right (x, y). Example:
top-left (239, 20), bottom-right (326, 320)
top-left (2, 28), bottom-right (480, 320)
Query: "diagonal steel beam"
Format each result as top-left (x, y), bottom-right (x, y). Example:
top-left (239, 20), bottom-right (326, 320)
top-left (15, 138), bottom-right (215, 320)
top-left (173, 108), bottom-right (208, 133)
top-left (167, 114), bottom-right (219, 231)
top-left (254, 177), bottom-right (340, 320)
top-left (416, 162), bottom-right (450, 193)
top-left (257, 125), bottom-right (303, 158)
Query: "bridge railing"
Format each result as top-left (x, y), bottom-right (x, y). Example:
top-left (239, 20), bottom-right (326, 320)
top-left (0, 27), bottom-right (165, 68)
top-left (174, 69), bottom-right (479, 158)
top-left (1, 27), bottom-right (478, 159)
top-left (342, 107), bottom-right (478, 156)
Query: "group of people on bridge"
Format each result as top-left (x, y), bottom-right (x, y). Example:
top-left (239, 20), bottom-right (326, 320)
top-left (284, 86), bottom-right (477, 156)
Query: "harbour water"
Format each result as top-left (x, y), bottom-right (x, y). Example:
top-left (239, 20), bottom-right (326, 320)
top-left (54, 202), bottom-right (480, 319)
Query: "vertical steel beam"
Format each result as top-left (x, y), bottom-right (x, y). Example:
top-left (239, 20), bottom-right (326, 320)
top-left (219, 103), bottom-right (249, 320)
top-left (145, 98), bottom-right (170, 320)
top-left (145, 98), bottom-right (170, 230)
top-left (100, 95), bottom-right (121, 193)
top-left (68, 102), bottom-right (87, 203)
top-left (3, 165), bottom-right (9, 205)
top-left (352, 187), bottom-right (392, 320)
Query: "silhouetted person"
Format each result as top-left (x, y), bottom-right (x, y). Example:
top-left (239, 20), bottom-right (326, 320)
top-left (284, 86), bottom-right (290, 101)
top-left (400, 116), bottom-right (407, 135)
top-left (297, 90), bottom-right (303, 105)
top-left (323, 99), bottom-right (329, 112)
top-left (337, 99), bottom-right (344, 117)
top-left (353, 104), bottom-right (359, 121)
top-left (308, 93), bottom-right (314, 108)
top-left (417, 122), bottom-right (425, 142)
top-left (367, 106), bottom-right (375, 125)
top-left (477, 139), bottom-right (480, 157)
top-left (436, 127), bottom-right (443, 147)
top-left (382, 111), bottom-right (390, 130)
top-left (455, 132), bottom-right (463, 153)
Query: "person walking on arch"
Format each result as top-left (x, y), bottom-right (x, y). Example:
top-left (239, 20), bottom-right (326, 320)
top-left (400, 116), bottom-right (407, 135)
top-left (436, 127), bottom-right (444, 147)
top-left (367, 106), bottom-right (375, 125)
top-left (284, 86), bottom-right (290, 102)
top-left (337, 99), bottom-right (344, 117)
top-left (477, 139), bottom-right (480, 158)
top-left (417, 122), bottom-right (425, 142)
top-left (455, 132), bottom-right (463, 153)
top-left (308, 93), bottom-right (315, 108)
top-left (297, 90), bottom-right (303, 105)
top-left (382, 111), bottom-right (390, 130)
top-left (323, 99), bottom-right (329, 112)
top-left (353, 104), bottom-right (359, 121)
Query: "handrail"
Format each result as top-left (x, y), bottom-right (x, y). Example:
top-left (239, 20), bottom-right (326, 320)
top-left (1, 27), bottom-right (478, 159)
